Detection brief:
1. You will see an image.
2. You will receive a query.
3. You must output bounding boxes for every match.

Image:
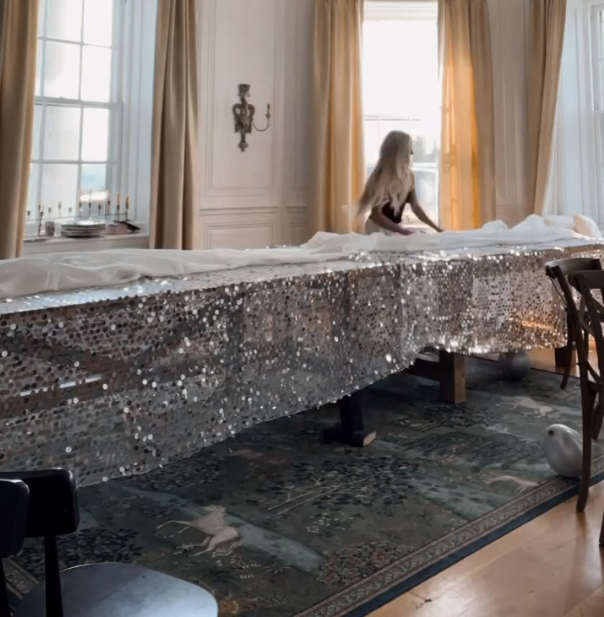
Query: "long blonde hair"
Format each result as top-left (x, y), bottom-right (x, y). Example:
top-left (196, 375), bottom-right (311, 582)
top-left (358, 131), bottom-right (414, 217)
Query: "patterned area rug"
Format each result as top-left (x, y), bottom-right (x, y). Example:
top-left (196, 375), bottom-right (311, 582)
top-left (7, 360), bottom-right (603, 616)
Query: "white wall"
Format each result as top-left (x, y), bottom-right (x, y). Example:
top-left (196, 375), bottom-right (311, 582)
top-left (198, 0), bottom-right (313, 249)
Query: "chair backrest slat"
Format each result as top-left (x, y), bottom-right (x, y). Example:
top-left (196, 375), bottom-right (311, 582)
top-left (545, 258), bottom-right (603, 374)
top-left (0, 469), bottom-right (79, 538)
top-left (569, 270), bottom-right (604, 365)
top-left (0, 479), bottom-right (29, 557)
top-left (0, 469), bottom-right (78, 617)
top-left (0, 479), bottom-right (30, 617)
top-left (545, 258), bottom-right (602, 311)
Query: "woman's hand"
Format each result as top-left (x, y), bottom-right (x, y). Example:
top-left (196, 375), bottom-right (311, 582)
top-left (398, 227), bottom-right (414, 236)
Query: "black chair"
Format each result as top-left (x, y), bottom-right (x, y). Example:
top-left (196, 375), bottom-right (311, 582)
top-left (566, 272), bottom-right (604, 528)
top-left (0, 469), bottom-right (218, 617)
top-left (0, 479), bottom-right (30, 616)
top-left (545, 257), bottom-right (602, 389)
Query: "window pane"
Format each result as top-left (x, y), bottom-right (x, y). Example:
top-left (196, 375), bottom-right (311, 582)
top-left (84, 0), bottom-right (114, 46)
top-left (81, 46), bottom-right (112, 102)
top-left (412, 133), bottom-right (438, 166)
top-left (37, 0), bottom-right (46, 36)
top-left (35, 44), bottom-right (42, 96)
top-left (414, 166), bottom-right (438, 221)
top-left (46, 0), bottom-right (83, 42)
top-left (81, 164), bottom-right (107, 194)
top-left (364, 119), bottom-right (381, 167)
top-left (41, 164), bottom-right (79, 211)
top-left (43, 106), bottom-right (81, 160)
top-left (25, 164), bottom-right (40, 236)
top-left (27, 164), bottom-right (40, 214)
top-left (380, 118), bottom-right (413, 137)
top-left (32, 106), bottom-right (43, 160)
top-left (82, 108), bottom-right (109, 161)
top-left (44, 41), bottom-right (80, 98)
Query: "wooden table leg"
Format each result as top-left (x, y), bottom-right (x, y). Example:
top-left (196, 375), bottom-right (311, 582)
top-left (554, 344), bottom-right (576, 368)
top-left (323, 391), bottom-right (377, 447)
top-left (438, 350), bottom-right (466, 404)
top-left (404, 349), bottom-right (467, 404)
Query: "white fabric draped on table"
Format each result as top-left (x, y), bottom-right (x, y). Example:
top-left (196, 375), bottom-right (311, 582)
top-left (0, 215), bottom-right (600, 299)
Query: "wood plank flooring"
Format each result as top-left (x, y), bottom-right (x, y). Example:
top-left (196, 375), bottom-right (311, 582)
top-left (370, 349), bottom-right (604, 617)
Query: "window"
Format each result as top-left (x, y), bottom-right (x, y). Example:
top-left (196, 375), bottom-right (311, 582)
top-left (29, 0), bottom-right (122, 229)
top-left (590, 3), bottom-right (604, 223)
top-left (27, 0), bottom-right (156, 235)
top-left (363, 1), bottom-right (440, 223)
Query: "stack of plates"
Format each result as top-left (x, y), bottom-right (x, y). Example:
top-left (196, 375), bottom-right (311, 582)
top-left (61, 219), bottom-right (105, 239)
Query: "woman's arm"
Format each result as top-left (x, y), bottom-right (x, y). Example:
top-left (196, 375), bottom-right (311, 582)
top-left (369, 209), bottom-right (414, 235)
top-left (409, 190), bottom-right (443, 232)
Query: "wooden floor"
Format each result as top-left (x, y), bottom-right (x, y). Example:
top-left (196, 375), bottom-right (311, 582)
top-left (371, 349), bottom-right (604, 617)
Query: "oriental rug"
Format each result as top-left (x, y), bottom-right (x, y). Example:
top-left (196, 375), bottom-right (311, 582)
top-left (7, 361), bottom-right (604, 617)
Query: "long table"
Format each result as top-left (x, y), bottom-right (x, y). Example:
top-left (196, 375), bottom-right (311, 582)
top-left (0, 241), bottom-right (602, 485)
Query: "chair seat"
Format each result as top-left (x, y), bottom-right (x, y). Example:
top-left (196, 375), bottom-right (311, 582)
top-left (14, 563), bottom-right (218, 617)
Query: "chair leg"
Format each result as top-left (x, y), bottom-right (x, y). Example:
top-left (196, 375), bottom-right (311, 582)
top-left (0, 561), bottom-right (11, 617)
top-left (560, 360), bottom-right (571, 390)
top-left (578, 383), bottom-right (595, 512)
top-left (578, 438), bottom-right (592, 512)
top-left (599, 510), bottom-right (604, 546)
top-left (562, 318), bottom-right (574, 389)
top-left (590, 395), bottom-right (603, 441)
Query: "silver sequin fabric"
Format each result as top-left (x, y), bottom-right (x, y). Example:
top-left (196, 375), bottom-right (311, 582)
top-left (1, 240), bottom-right (603, 485)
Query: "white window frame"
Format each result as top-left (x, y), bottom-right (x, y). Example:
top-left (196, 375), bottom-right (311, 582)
top-left (25, 0), bottom-right (156, 253)
top-left (32, 0), bottom-right (124, 216)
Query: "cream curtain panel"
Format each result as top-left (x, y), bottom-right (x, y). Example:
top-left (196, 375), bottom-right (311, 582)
top-left (0, 0), bottom-right (38, 259)
top-left (310, 0), bottom-right (365, 235)
top-left (150, 0), bottom-right (200, 249)
top-left (438, 0), bottom-right (496, 230)
top-left (527, 0), bottom-right (566, 215)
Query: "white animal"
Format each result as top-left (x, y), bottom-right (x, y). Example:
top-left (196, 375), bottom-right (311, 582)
top-left (543, 424), bottom-right (583, 479)
top-left (157, 505), bottom-right (241, 556)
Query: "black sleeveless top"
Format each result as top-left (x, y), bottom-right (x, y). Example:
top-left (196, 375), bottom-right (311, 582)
top-left (378, 189), bottom-right (414, 224)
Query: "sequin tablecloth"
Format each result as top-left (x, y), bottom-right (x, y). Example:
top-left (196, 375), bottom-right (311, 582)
top-left (1, 240), bottom-right (603, 485)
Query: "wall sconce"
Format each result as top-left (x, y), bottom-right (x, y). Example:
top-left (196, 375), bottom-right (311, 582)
top-left (232, 84), bottom-right (271, 152)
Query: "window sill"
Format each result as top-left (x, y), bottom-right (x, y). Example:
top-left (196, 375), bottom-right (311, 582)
top-left (22, 233), bottom-right (150, 255)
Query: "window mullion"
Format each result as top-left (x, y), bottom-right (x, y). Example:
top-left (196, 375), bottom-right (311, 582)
top-left (36, 0), bottom-right (49, 212)
top-left (108, 0), bottom-right (123, 203)
top-left (76, 0), bottom-right (86, 211)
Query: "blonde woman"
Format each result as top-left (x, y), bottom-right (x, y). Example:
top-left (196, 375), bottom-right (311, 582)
top-left (358, 131), bottom-right (442, 235)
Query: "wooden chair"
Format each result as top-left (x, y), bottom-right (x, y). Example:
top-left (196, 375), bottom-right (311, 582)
top-left (545, 258), bottom-right (602, 389)
top-left (0, 479), bottom-right (30, 616)
top-left (565, 272), bottom-right (604, 517)
top-left (0, 469), bottom-right (218, 617)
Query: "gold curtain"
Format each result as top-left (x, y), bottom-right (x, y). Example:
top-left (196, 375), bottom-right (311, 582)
top-left (0, 0), bottom-right (38, 259)
top-left (527, 0), bottom-right (566, 215)
top-left (310, 0), bottom-right (365, 235)
top-left (438, 0), bottom-right (496, 230)
top-left (150, 0), bottom-right (200, 249)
